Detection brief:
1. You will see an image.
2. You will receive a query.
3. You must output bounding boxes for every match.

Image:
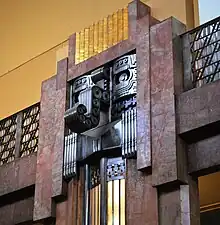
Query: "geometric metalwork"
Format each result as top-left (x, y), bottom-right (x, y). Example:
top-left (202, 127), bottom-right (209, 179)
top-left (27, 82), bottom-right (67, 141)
top-left (106, 157), bottom-right (125, 181)
top-left (187, 16), bottom-right (220, 87)
top-left (90, 165), bottom-right (100, 188)
top-left (82, 157), bottom-right (126, 225)
top-left (63, 131), bottom-right (77, 179)
top-left (20, 103), bottom-right (40, 157)
top-left (63, 52), bottom-right (136, 181)
top-left (0, 115), bottom-right (17, 165)
top-left (112, 54), bottom-right (137, 158)
top-left (0, 102), bottom-right (40, 166)
top-left (64, 66), bottom-right (110, 134)
top-left (64, 53), bottom-right (137, 181)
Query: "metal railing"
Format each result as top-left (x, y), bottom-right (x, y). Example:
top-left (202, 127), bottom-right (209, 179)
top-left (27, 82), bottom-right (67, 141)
top-left (0, 103), bottom-right (40, 165)
top-left (182, 16), bottom-right (220, 90)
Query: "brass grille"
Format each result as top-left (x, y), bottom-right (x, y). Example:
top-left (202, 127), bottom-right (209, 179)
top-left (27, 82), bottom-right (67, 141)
top-left (75, 7), bottom-right (128, 64)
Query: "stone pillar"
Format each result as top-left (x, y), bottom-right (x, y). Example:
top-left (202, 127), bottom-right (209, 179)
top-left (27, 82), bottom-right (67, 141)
top-left (128, 0), bottom-right (152, 171)
top-left (150, 17), bottom-right (200, 225)
top-left (33, 58), bottom-right (68, 223)
top-left (126, 2), bottom-right (159, 225)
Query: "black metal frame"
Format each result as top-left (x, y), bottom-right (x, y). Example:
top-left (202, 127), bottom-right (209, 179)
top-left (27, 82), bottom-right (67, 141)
top-left (182, 16), bottom-right (220, 88)
top-left (20, 103), bottom-right (40, 157)
top-left (0, 115), bottom-right (17, 165)
top-left (82, 157), bottom-right (125, 225)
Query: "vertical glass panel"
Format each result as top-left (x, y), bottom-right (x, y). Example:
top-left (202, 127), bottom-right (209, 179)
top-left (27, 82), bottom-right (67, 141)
top-left (113, 179), bottom-right (120, 225)
top-left (107, 181), bottom-right (113, 225)
top-left (120, 179), bottom-right (125, 225)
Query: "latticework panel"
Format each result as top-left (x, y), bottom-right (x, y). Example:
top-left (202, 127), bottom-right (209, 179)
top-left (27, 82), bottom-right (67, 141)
top-left (189, 17), bottom-right (220, 87)
top-left (20, 104), bottom-right (40, 157)
top-left (0, 115), bottom-right (17, 165)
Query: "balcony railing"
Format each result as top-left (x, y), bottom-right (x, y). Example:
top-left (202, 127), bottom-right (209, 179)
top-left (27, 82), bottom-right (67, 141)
top-left (0, 103), bottom-right (40, 165)
top-left (182, 16), bottom-right (220, 90)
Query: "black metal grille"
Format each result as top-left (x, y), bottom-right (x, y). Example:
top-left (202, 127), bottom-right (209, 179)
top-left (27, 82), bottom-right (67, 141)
top-left (184, 16), bottom-right (220, 88)
top-left (0, 115), bottom-right (17, 165)
top-left (20, 104), bottom-right (40, 157)
top-left (0, 103), bottom-right (40, 165)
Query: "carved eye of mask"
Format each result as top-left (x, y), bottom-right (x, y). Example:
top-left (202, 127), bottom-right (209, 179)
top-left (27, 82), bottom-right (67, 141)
top-left (119, 73), bottom-right (128, 82)
top-left (82, 77), bottom-right (87, 83)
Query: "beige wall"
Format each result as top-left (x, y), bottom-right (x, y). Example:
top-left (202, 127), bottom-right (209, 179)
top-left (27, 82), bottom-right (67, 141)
top-left (0, 0), bottom-right (199, 118)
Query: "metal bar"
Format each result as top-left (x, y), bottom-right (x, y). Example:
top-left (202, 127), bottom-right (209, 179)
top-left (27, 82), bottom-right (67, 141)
top-left (131, 108), bottom-right (134, 155)
top-left (121, 112), bottom-right (125, 156)
top-left (134, 107), bottom-right (137, 153)
top-left (70, 83), bottom-right (73, 108)
top-left (100, 158), bottom-right (107, 225)
top-left (15, 112), bottom-right (23, 158)
top-left (124, 110), bottom-right (128, 157)
top-left (109, 67), bottom-right (113, 123)
top-left (63, 136), bottom-right (67, 177)
top-left (84, 164), bottom-right (90, 225)
top-left (128, 109), bottom-right (131, 157)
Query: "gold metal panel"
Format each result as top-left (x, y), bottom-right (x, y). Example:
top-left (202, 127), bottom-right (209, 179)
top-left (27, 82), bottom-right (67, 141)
top-left (123, 7), bottom-right (129, 40)
top-left (74, 6), bottom-right (128, 64)
top-left (112, 12), bottom-right (118, 46)
top-left (103, 17), bottom-right (108, 51)
top-left (84, 28), bottom-right (89, 59)
top-left (113, 180), bottom-right (120, 225)
top-left (107, 15), bottom-right (113, 48)
top-left (95, 185), bottom-right (99, 225)
top-left (118, 9), bottom-right (123, 42)
top-left (94, 23), bottom-right (99, 55)
top-left (107, 181), bottom-right (113, 225)
top-left (98, 20), bottom-right (104, 53)
top-left (79, 31), bottom-right (85, 62)
top-left (98, 185), bottom-right (100, 225)
top-left (75, 32), bottom-right (80, 64)
top-left (120, 179), bottom-right (126, 225)
top-left (90, 188), bottom-right (95, 225)
top-left (89, 25), bottom-right (94, 58)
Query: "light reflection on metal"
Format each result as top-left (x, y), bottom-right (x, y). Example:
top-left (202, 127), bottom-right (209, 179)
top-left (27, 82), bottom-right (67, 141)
top-left (75, 7), bottom-right (129, 64)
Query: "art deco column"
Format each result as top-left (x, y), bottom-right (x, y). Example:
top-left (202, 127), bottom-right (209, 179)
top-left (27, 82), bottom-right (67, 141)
top-left (150, 17), bottom-right (201, 225)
